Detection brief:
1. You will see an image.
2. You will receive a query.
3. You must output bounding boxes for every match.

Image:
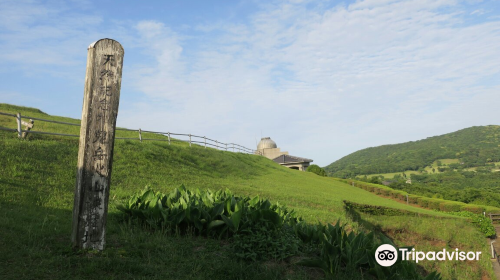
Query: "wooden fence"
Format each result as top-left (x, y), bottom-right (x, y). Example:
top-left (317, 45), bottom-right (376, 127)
top-left (0, 111), bottom-right (256, 154)
top-left (489, 213), bottom-right (500, 222)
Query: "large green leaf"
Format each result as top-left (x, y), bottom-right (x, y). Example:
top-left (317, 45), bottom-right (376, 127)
top-left (211, 203), bottom-right (224, 217)
top-left (141, 189), bottom-right (155, 202)
top-left (208, 220), bottom-right (225, 229)
top-left (221, 214), bottom-right (233, 230)
top-left (230, 209), bottom-right (242, 232)
top-left (249, 195), bottom-right (259, 207)
top-left (116, 204), bottom-right (128, 213)
top-left (261, 209), bottom-right (281, 227)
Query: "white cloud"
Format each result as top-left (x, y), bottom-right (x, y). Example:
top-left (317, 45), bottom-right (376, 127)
top-left (122, 0), bottom-right (500, 165)
top-left (1, 0), bottom-right (499, 166)
top-left (0, 0), bottom-right (105, 73)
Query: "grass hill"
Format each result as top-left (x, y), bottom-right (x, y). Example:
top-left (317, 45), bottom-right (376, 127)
top-left (0, 104), bottom-right (496, 279)
top-left (324, 126), bottom-right (500, 178)
top-left (322, 126), bottom-right (500, 209)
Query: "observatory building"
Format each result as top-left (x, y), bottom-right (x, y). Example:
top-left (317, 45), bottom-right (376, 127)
top-left (255, 137), bottom-right (313, 171)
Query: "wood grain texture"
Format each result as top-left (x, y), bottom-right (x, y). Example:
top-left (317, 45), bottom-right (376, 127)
top-left (72, 39), bottom-right (124, 250)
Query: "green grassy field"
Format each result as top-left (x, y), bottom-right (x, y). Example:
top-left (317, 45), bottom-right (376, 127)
top-left (0, 104), bottom-right (496, 279)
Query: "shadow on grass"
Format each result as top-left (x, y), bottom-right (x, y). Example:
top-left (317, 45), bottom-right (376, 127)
top-left (343, 205), bottom-right (445, 278)
top-left (0, 200), bottom-right (318, 280)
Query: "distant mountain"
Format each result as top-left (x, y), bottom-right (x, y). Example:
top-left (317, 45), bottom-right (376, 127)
top-left (324, 126), bottom-right (500, 178)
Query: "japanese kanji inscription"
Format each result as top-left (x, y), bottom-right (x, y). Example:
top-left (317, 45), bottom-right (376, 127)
top-left (72, 39), bottom-right (124, 250)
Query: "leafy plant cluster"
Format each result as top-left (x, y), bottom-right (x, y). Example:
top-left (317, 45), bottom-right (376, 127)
top-left (117, 186), bottom-right (300, 237)
top-left (118, 186), bottom-right (304, 262)
top-left (295, 222), bottom-right (440, 280)
top-left (443, 211), bottom-right (496, 238)
top-left (119, 187), bottom-right (441, 279)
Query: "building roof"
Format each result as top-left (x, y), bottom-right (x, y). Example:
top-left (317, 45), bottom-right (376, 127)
top-left (272, 154), bottom-right (313, 164)
top-left (257, 137), bottom-right (277, 150)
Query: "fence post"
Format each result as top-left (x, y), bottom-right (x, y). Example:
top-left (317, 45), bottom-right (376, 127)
top-left (204, 136), bottom-right (206, 148)
top-left (216, 140), bottom-right (218, 149)
top-left (168, 132), bottom-right (170, 145)
top-left (225, 143), bottom-right (227, 151)
top-left (189, 134), bottom-right (191, 147)
top-left (21, 119), bottom-right (34, 139)
top-left (139, 128), bottom-right (142, 142)
top-left (16, 112), bottom-right (22, 138)
top-left (232, 143), bottom-right (234, 152)
top-left (492, 241), bottom-right (497, 259)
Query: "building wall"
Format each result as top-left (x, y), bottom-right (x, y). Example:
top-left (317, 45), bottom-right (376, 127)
top-left (281, 162), bottom-right (310, 171)
top-left (256, 148), bottom-right (288, 160)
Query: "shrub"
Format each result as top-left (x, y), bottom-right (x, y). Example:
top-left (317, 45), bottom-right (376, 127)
top-left (461, 204), bottom-right (486, 214)
top-left (366, 185), bottom-right (375, 192)
top-left (386, 189), bottom-right (396, 198)
top-left (427, 199), bottom-right (444, 210)
top-left (397, 192), bottom-right (408, 201)
top-left (439, 201), bottom-right (464, 212)
top-left (408, 195), bottom-right (421, 204)
top-left (343, 201), bottom-right (422, 216)
top-left (380, 189), bottom-right (390, 196)
top-left (306, 164), bottom-right (327, 176)
top-left (484, 206), bottom-right (500, 214)
top-left (446, 211), bottom-right (496, 237)
top-left (389, 190), bottom-right (407, 201)
top-left (417, 197), bottom-right (430, 208)
top-left (373, 187), bottom-right (382, 195)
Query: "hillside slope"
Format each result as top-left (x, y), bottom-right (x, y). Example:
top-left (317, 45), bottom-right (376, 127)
top-left (0, 103), bottom-right (445, 223)
top-left (0, 104), bottom-right (495, 280)
top-left (324, 125), bottom-right (500, 178)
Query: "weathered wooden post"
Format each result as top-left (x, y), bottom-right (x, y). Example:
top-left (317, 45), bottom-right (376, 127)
top-left (21, 119), bottom-right (34, 139)
top-left (16, 113), bottom-right (22, 138)
top-left (72, 38), bottom-right (124, 251)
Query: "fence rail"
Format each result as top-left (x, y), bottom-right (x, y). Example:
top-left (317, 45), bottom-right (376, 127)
top-left (489, 213), bottom-right (500, 221)
top-left (0, 111), bottom-right (257, 154)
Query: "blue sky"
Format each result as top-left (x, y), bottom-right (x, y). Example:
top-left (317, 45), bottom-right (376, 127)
top-left (1, 0), bottom-right (499, 166)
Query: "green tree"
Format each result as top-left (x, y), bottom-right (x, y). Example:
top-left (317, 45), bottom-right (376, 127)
top-left (306, 164), bottom-right (327, 176)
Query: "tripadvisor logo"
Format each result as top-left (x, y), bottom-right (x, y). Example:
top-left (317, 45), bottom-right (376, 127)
top-left (375, 244), bottom-right (482, 266)
top-left (375, 244), bottom-right (398, 267)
